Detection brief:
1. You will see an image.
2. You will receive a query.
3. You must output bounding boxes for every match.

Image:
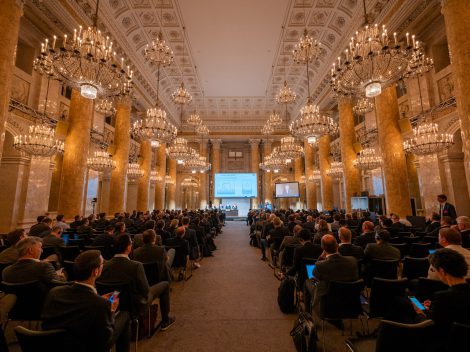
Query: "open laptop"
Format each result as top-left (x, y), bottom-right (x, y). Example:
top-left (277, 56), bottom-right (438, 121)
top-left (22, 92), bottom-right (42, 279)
top-left (305, 264), bottom-right (316, 280)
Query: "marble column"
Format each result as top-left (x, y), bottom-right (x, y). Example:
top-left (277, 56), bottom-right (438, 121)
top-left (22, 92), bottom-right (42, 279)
top-left (375, 85), bottom-right (412, 216)
top-left (0, 0), bottom-right (23, 160)
top-left (48, 154), bottom-right (63, 212)
top-left (304, 141), bottom-right (317, 210)
top-left (109, 97), bottom-right (131, 215)
top-left (338, 97), bottom-right (361, 212)
top-left (199, 140), bottom-right (208, 209)
top-left (294, 158), bottom-right (303, 209)
top-left (319, 135), bottom-right (334, 210)
top-left (126, 180), bottom-right (138, 213)
top-left (137, 140), bottom-right (151, 211)
top-left (167, 159), bottom-right (177, 209)
top-left (98, 171), bottom-right (111, 215)
top-left (263, 141), bottom-right (273, 205)
top-left (154, 145), bottom-right (166, 210)
top-left (441, 0), bottom-right (470, 193)
top-left (211, 139), bottom-right (222, 206)
top-left (57, 90), bottom-right (93, 219)
top-left (249, 139), bottom-right (261, 209)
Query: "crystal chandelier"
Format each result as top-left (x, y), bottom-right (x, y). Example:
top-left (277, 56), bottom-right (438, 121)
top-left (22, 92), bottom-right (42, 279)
top-left (276, 81), bottom-right (296, 104)
top-left (292, 28), bottom-right (321, 64)
top-left (261, 124), bottom-right (274, 136)
top-left (187, 111), bottom-right (202, 126)
top-left (403, 123), bottom-right (453, 155)
top-left (353, 97), bottom-right (374, 115)
top-left (259, 154), bottom-right (287, 173)
top-left (165, 175), bottom-right (175, 185)
top-left (308, 169), bottom-right (321, 184)
top-left (326, 161), bottom-right (343, 179)
top-left (144, 32), bottom-right (174, 67)
top-left (403, 41), bottom-right (434, 78)
top-left (13, 124), bottom-right (64, 157)
top-left (171, 82), bottom-right (192, 105)
top-left (268, 111), bottom-right (282, 127)
top-left (87, 150), bottom-right (116, 172)
top-left (127, 162), bottom-right (144, 180)
top-left (330, 20), bottom-right (418, 97)
top-left (275, 137), bottom-right (304, 160)
top-left (181, 178), bottom-right (198, 187)
top-left (353, 147), bottom-right (382, 170)
top-left (36, 1), bottom-right (133, 99)
top-left (196, 123), bottom-right (210, 136)
top-left (290, 102), bottom-right (337, 144)
top-left (167, 137), bottom-right (197, 162)
top-left (150, 170), bottom-right (163, 184)
top-left (95, 99), bottom-right (116, 115)
top-left (132, 108), bottom-right (177, 143)
top-left (182, 156), bottom-right (211, 174)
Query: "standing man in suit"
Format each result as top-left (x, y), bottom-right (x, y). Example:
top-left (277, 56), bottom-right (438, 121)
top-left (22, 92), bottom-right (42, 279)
top-left (42, 250), bottom-right (131, 352)
top-left (437, 194), bottom-right (457, 223)
top-left (304, 235), bottom-right (359, 314)
top-left (98, 234), bottom-right (176, 332)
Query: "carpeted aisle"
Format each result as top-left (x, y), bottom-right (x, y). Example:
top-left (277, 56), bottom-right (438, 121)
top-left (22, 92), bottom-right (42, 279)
top-left (141, 221), bottom-right (296, 352)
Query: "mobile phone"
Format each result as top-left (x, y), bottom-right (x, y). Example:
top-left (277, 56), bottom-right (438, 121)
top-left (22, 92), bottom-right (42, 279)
top-left (109, 291), bottom-right (120, 303)
top-left (409, 296), bottom-right (426, 311)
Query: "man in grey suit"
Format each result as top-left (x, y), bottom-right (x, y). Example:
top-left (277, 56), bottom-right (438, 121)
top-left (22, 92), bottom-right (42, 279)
top-left (98, 234), bottom-right (175, 332)
top-left (304, 235), bottom-right (359, 314)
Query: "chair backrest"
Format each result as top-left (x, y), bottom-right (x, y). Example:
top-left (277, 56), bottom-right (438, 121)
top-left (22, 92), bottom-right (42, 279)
top-left (95, 282), bottom-right (135, 317)
top-left (1, 280), bottom-right (47, 321)
top-left (369, 278), bottom-right (408, 319)
top-left (376, 319), bottom-right (434, 352)
top-left (320, 279), bottom-right (365, 320)
top-left (15, 326), bottom-right (71, 352)
top-left (165, 242), bottom-right (187, 268)
top-left (40, 246), bottom-right (57, 260)
top-left (409, 243), bottom-right (431, 258)
top-left (369, 259), bottom-right (399, 280)
top-left (63, 260), bottom-right (76, 281)
top-left (391, 243), bottom-right (407, 259)
top-left (415, 277), bottom-right (448, 301)
top-left (58, 246), bottom-right (80, 262)
top-left (282, 244), bottom-right (299, 268)
top-left (402, 257), bottom-right (430, 280)
top-left (143, 262), bottom-right (160, 286)
top-left (449, 322), bottom-right (470, 351)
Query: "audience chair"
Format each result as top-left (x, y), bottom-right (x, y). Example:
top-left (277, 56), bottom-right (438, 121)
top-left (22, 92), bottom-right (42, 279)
top-left (449, 322), bottom-right (470, 351)
top-left (365, 278), bottom-right (408, 325)
top-left (391, 243), bottom-right (407, 259)
top-left (366, 259), bottom-right (399, 284)
top-left (14, 326), bottom-right (69, 352)
top-left (402, 257), bottom-right (429, 280)
top-left (422, 236), bottom-right (437, 245)
top-left (165, 243), bottom-right (192, 281)
top-left (62, 260), bottom-right (76, 282)
top-left (389, 237), bottom-right (404, 245)
top-left (143, 262), bottom-right (160, 286)
top-left (408, 243), bottom-right (431, 258)
top-left (40, 246), bottom-right (57, 260)
top-left (67, 239), bottom-right (85, 249)
top-left (0, 262), bottom-right (10, 279)
top-left (281, 244), bottom-right (299, 270)
top-left (58, 246), bottom-right (80, 262)
top-left (415, 277), bottom-right (448, 301)
top-left (319, 279), bottom-right (365, 351)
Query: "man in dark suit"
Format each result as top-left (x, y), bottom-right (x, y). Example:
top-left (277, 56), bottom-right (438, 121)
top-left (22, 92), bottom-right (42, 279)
top-left (182, 217), bottom-right (199, 267)
top-left (456, 216), bottom-right (470, 248)
top-left (43, 226), bottom-right (65, 248)
top-left (285, 229), bottom-right (322, 284)
top-left (133, 230), bottom-right (175, 282)
top-left (0, 229), bottom-right (26, 264)
top-left (304, 235), bottom-right (359, 314)
top-left (364, 230), bottom-right (400, 261)
top-left (302, 215), bottom-right (316, 233)
top-left (93, 212), bottom-right (109, 229)
top-left (42, 250), bottom-right (130, 352)
top-left (438, 194), bottom-right (457, 222)
top-left (338, 227), bottom-right (364, 260)
top-left (425, 213), bottom-right (441, 236)
top-left (92, 225), bottom-right (116, 260)
top-left (98, 234), bottom-right (175, 331)
top-left (29, 217), bottom-right (52, 237)
top-left (268, 218), bottom-right (289, 266)
top-left (354, 221), bottom-right (376, 249)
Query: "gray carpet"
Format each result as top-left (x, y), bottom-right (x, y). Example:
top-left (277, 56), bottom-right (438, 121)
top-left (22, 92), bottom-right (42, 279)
top-left (141, 221), bottom-right (296, 352)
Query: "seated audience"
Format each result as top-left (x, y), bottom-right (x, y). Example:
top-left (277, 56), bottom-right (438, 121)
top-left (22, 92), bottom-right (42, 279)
top-left (364, 230), bottom-right (401, 261)
top-left (93, 212), bottom-right (109, 229)
top-left (338, 227), bottom-right (364, 260)
top-left (77, 218), bottom-right (95, 240)
top-left (302, 215), bottom-right (316, 233)
top-left (92, 225), bottom-right (116, 260)
top-left (390, 213), bottom-right (408, 233)
top-left (156, 220), bottom-right (171, 245)
top-left (69, 215), bottom-right (83, 229)
top-left (98, 234), bottom-right (175, 331)
top-left (354, 221), bottom-right (376, 249)
top-left (456, 216), bottom-right (470, 248)
top-left (29, 216), bottom-right (52, 237)
top-left (425, 213), bottom-right (441, 236)
top-left (268, 217), bottom-right (289, 266)
top-left (285, 229), bottom-right (321, 283)
top-left (0, 229), bottom-right (26, 264)
top-left (43, 226), bottom-right (65, 248)
top-left (313, 219), bottom-right (332, 244)
top-left (55, 214), bottom-right (69, 231)
top-left (41, 250), bottom-right (131, 352)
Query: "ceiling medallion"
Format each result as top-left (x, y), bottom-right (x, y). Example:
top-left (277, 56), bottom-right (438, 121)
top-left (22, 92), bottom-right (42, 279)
top-left (403, 123), bottom-right (453, 155)
top-left (127, 162), bottom-right (144, 180)
top-left (326, 161), bottom-right (343, 179)
top-left (353, 147), bottom-right (382, 170)
top-left (13, 124), bottom-right (64, 158)
top-left (87, 150), bottom-right (116, 172)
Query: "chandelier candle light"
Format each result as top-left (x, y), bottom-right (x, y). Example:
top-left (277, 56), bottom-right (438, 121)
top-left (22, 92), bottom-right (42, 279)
top-left (308, 169), bottom-right (321, 183)
top-left (353, 97), bottom-right (375, 115)
top-left (150, 170), bottom-right (163, 183)
top-left (183, 156), bottom-right (211, 174)
top-left (95, 99), bottom-right (116, 115)
top-left (326, 161), bottom-right (344, 179)
top-left (353, 147), bottom-right (382, 170)
top-left (259, 154), bottom-right (287, 173)
top-left (275, 136), bottom-right (304, 160)
top-left (87, 150), bottom-right (116, 172)
top-left (127, 162), bottom-right (144, 180)
top-left (167, 137), bottom-right (198, 163)
top-left (13, 124), bottom-right (64, 158)
top-left (403, 123), bottom-right (453, 155)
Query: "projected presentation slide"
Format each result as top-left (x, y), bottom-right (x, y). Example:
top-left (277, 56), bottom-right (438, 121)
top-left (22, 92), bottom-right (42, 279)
top-left (214, 173), bottom-right (257, 198)
top-left (275, 182), bottom-right (300, 198)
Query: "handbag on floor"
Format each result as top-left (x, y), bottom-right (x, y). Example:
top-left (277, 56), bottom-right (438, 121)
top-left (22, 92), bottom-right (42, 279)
top-left (290, 311), bottom-right (317, 352)
top-left (278, 276), bottom-right (296, 314)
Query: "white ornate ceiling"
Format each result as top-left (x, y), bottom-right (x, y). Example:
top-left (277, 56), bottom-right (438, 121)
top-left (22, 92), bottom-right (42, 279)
top-left (26, 0), bottom-right (431, 138)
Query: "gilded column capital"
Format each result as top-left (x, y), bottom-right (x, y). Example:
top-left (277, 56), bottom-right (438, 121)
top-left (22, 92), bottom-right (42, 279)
top-left (249, 139), bottom-right (261, 148)
top-left (210, 139), bottom-right (222, 149)
top-left (115, 95), bottom-right (132, 107)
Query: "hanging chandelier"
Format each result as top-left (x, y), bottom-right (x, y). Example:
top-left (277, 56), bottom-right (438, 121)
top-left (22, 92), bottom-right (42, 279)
top-left (259, 154), bottom-right (287, 173)
top-left (171, 82), bottom-right (192, 105)
top-left (353, 97), bottom-right (374, 115)
top-left (403, 123), bottom-right (453, 155)
top-left (292, 28), bottom-right (321, 64)
top-left (182, 156), bottom-right (211, 174)
top-left (150, 170), bottom-right (163, 184)
top-left (144, 32), bottom-right (174, 67)
top-left (261, 124), bottom-right (274, 136)
top-left (353, 147), bottom-right (382, 170)
top-left (290, 102), bottom-right (337, 144)
top-left (95, 99), bottom-right (116, 115)
top-left (132, 108), bottom-right (177, 143)
top-left (308, 169), bottom-right (321, 184)
top-left (167, 137), bottom-right (197, 162)
top-left (187, 111), bottom-right (202, 126)
top-left (36, 0), bottom-right (133, 100)
top-left (326, 161), bottom-right (343, 179)
top-left (275, 137), bottom-right (304, 160)
top-left (13, 124), bottom-right (64, 157)
top-left (181, 178), bottom-right (198, 187)
top-left (268, 111), bottom-right (282, 127)
top-left (127, 162), bottom-right (144, 180)
top-left (165, 175), bottom-right (175, 185)
top-left (403, 41), bottom-right (434, 78)
top-left (196, 123), bottom-right (209, 136)
top-left (276, 81), bottom-right (296, 104)
top-left (87, 150), bottom-right (116, 172)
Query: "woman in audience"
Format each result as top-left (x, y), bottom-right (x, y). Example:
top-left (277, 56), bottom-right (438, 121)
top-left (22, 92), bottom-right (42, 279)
top-left (313, 219), bottom-right (332, 244)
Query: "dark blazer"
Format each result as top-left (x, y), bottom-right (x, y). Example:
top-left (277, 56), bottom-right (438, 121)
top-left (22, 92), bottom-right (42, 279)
top-left (42, 283), bottom-right (114, 351)
top-left (302, 221), bottom-right (316, 232)
top-left (425, 221), bottom-right (441, 236)
top-left (440, 202), bottom-right (457, 221)
top-left (0, 247), bottom-right (19, 264)
top-left (42, 234), bottom-right (65, 248)
top-left (2, 259), bottom-right (60, 285)
top-left (461, 229), bottom-right (470, 248)
top-left (286, 242), bottom-right (323, 277)
top-left (133, 244), bottom-right (168, 282)
top-left (98, 256), bottom-right (149, 308)
top-left (29, 223), bottom-right (51, 237)
top-left (354, 232), bottom-right (376, 249)
top-left (339, 243), bottom-right (364, 260)
top-left (92, 234), bottom-right (115, 260)
top-left (269, 226), bottom-right (289, 248)
top-left (183, 227), bottom-right (198, 248)
top-left (313, 253), bottom-right (359, 305)
top-left (364, 242), bottom-right (401, 261)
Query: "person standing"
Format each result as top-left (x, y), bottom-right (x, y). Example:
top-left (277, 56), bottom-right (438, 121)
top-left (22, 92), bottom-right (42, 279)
top-left (437, 194), bottom-right (457, 223)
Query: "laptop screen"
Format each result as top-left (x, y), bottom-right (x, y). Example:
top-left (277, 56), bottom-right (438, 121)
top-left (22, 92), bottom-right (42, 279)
top-left (305, 264), bottom-right (316, 280)
top-left (62, 234), bottom-right (69, 246)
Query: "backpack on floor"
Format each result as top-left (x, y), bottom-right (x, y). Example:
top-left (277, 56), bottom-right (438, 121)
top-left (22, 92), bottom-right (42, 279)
top-left (290, 311), bottom-right (317, 352)
top-left (278, 276), bottom-right (296, 314)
